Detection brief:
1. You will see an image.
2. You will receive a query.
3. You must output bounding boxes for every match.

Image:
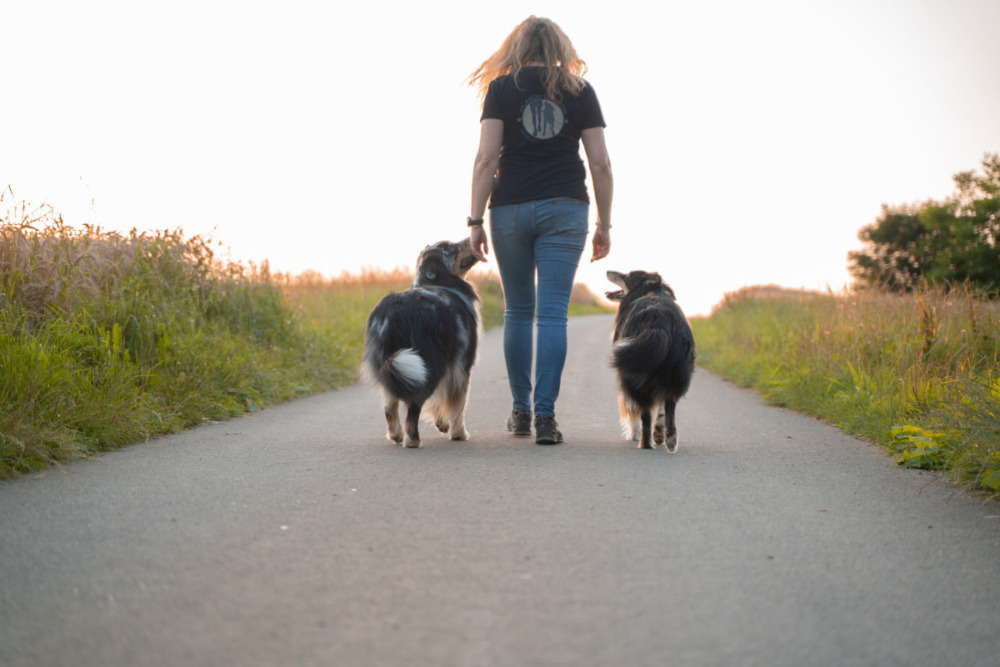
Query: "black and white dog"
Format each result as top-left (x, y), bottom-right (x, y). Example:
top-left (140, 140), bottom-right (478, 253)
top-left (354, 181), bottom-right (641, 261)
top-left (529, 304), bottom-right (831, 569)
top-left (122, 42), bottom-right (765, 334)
top-left (606, 270), bottom-right (696, 451)
top-left (362, 238), bottom-right (481, 448)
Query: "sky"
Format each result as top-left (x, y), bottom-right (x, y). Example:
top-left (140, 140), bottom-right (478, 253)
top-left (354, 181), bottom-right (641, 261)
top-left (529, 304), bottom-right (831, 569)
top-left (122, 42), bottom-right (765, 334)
top-left (4, 0), bottom-right (1000, 316)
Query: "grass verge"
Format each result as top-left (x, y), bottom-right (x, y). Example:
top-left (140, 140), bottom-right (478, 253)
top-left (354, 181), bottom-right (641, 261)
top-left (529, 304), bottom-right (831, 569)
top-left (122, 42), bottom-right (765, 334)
top-left (0, 196), bottom-right (607, 479)
top-left (690, 284), bottom-right (1000, 498)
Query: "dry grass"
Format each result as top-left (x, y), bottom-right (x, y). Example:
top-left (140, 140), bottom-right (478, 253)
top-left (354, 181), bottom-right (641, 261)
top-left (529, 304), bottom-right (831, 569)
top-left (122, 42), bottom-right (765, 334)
top-left (281, 264), bottom-right (610, 334)
top-left (712, 284), bottom-right (825, 311)
top-left (1, 189), bottom-right (279, 328)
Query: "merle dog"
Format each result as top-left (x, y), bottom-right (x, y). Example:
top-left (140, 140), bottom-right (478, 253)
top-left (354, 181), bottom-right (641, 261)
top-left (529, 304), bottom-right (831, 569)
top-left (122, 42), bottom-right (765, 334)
top-left (361, 239), bottom-right (481, 448)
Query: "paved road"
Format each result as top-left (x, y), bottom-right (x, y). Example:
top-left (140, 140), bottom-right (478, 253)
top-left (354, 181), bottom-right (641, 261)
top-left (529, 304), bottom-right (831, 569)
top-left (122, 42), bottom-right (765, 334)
top-left (2, 314), bottom-right (998, 667)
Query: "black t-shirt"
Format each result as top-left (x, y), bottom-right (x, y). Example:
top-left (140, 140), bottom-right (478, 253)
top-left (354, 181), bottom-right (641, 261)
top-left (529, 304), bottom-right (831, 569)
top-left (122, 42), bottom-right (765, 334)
top-left (481, 67), bottom-right (605, 208)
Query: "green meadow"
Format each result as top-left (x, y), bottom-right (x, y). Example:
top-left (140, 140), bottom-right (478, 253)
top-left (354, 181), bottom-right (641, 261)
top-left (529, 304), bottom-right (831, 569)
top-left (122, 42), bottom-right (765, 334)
top-left (0, 201), bottom-right (606, 479)
top-left (4, 198), bottom-right (998, 497)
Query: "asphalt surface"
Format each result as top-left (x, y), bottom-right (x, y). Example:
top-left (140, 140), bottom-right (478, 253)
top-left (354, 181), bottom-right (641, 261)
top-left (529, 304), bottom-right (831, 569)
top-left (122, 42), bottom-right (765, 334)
top-left (2, 314), bottom-right (998, 667)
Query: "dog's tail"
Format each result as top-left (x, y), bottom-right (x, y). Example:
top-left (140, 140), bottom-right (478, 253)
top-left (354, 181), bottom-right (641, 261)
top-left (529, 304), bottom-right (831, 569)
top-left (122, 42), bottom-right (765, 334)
top-left (613, 329), bottom-right (692, 392)
top-left (613, 329), bottom-right (671, 373)
top-left (364, 347), bottom-right (429, 397)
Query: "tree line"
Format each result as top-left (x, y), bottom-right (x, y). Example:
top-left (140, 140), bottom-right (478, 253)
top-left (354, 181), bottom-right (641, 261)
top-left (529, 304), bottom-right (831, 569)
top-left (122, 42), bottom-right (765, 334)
top-left (848, 153), bottom-right (1000, 294)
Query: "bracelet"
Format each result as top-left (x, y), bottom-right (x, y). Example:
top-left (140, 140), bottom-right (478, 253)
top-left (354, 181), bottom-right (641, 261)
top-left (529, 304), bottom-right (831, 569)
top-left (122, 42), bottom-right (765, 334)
top-left (595, 222), bottom-right (612, 230)
top-left (467, 216), bottom-right (484, 227)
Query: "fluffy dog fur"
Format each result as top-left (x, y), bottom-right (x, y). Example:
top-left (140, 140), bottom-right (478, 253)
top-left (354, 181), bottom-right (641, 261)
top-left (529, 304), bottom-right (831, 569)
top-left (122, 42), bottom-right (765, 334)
top-left (606, 270), bottom-right (696, 451)
top-left (361, 238), bottom-right (481, 448)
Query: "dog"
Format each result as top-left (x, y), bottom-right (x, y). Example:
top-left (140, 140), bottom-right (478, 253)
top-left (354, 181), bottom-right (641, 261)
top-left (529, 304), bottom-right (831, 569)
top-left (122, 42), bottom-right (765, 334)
top-left (361, 238), bottom-right (481, 448)
top-left (606, 270), bottom-right (696, 451)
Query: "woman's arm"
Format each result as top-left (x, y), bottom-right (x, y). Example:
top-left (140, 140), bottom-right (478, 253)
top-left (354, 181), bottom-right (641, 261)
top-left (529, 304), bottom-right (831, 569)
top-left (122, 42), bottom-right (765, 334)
top-left (469, 118), bottom-right (503, 262)
top-left (581, 126), bottom-right (613, 261)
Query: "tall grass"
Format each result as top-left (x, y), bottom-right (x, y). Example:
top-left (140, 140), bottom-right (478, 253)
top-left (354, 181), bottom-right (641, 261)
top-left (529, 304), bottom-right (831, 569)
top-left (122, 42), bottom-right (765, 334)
top-left (0, 194), bottom-right (354, 477)
top-left (0, 193), bottom-right (605, 478)
top-left (690, 284), bottom-right (1000, 497)
top-left (281, 266), bottom-right (609, 336)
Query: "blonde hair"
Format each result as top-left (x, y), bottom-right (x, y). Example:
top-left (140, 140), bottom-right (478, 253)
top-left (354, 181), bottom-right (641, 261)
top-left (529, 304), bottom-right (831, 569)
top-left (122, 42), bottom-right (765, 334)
top-left (467, 16), bottom-right (587, 104)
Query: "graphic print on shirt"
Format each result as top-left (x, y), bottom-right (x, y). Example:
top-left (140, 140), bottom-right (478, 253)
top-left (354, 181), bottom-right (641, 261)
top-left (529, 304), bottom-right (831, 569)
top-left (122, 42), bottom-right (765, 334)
top-left (521, 96), bottom-right (565, 140)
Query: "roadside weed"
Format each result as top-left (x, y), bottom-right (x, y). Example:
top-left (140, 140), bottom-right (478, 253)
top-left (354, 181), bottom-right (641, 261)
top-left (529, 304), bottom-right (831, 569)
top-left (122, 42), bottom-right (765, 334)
top-left (691, 284), bottom-right (1000, 497)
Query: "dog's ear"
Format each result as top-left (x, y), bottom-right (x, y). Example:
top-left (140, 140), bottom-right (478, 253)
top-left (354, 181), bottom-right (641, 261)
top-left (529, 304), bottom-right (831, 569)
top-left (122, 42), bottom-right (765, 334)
top-left (415, 245), bottom-right (430, 270)
top-left (418, 249), bottom-right (451, 283)
top-left (422, 264), bottom-right (438, 281)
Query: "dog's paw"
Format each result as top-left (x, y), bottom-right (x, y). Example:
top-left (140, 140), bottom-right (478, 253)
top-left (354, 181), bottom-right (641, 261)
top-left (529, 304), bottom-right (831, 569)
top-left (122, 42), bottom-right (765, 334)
top-left (665, 433), bottom-right (679, 453)
top-left (653, 425), bottom-right (665, 446)
top-left (434, 418), bottom-right (449, 434)
top-left (403, 435), bottom-right (421, 448)
top-left (387, 430), bottom-right (404, 444)
top-left (449, 425), bottom-right (469, 441)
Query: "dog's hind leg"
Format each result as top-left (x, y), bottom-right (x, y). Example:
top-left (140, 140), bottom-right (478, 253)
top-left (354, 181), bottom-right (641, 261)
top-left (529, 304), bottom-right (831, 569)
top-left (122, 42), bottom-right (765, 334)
top-left (639, 409), bottom-right (654, 449)
top-left (403, 401), bottom-right (423, 448)
top-left (447, 411), bottom-right (470, 441)
top-left (434, 380), bottom-right (470, 441)
top-left (427, 376), bottom-right (470, 441)
top-left (619, 394), bottom-right (640, 442)
top-left (384, 397), bottom-right (403, 444)
top-left (663, 398), bottom-right (679, 453)
top-left (447, 390), bottom-right (470, 441)
top-left (653, 407), bottom-right (666, 446)
top-left (427, 395), bottom-right (449, 434)
top-left (433, 408), bottom-right (450, 434)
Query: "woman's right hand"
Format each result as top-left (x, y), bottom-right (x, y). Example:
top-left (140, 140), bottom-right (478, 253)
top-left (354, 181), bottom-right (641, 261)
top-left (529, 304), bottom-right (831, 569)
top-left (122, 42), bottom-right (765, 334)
top-left (470, 224), bottom-right (489, 262)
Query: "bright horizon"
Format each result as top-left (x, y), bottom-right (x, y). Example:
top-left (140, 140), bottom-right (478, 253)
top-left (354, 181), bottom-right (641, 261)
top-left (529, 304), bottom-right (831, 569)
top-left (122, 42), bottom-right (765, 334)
top-left (4, 0), bottom-right (1000, 316)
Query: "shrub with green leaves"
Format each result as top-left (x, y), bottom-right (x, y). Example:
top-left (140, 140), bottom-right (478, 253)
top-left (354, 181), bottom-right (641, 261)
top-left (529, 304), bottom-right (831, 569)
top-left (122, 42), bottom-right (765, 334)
top-left (889, 425), bottom-right (959, 469)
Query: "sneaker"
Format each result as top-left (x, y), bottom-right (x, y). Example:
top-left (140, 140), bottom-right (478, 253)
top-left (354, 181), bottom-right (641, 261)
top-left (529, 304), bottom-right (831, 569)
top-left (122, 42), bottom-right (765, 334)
top-left (506, 409), bottom-right (532, 436)
top-left (534, 416), bottom-right (564, 445)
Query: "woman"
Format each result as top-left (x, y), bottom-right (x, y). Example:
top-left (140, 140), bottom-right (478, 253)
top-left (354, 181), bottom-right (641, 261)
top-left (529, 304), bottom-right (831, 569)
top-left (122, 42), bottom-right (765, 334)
top-left (467, 16), bottom-right (613, 445)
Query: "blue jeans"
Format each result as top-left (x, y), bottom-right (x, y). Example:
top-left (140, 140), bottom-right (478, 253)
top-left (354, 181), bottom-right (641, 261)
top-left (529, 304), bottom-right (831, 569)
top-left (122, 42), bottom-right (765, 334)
top-left (489, 198), bottom-right (588, 417)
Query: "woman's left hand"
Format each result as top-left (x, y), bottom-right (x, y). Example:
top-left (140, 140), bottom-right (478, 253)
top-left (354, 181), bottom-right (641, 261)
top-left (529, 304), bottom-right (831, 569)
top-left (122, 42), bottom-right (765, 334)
top-left (590, 227), bottom-right (610, 262)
